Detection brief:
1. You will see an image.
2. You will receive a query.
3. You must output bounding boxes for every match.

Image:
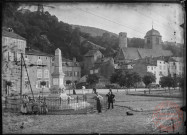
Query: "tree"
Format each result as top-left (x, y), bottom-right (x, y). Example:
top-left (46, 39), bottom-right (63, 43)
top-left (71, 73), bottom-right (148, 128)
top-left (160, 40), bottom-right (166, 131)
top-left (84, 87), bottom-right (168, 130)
top-left (110, 70), bottom-right (123, 84)
top-left (143, 73), bottom-right (156, 93)
top-left (40, 81), bottom-right (46, 87)
top-left (66, 80), bottom-right (72, 85)
top-left (159, 76), bottom-right (168, 90)
top-left (40, 81), bottom-right (46, 97)
top-left (159, 75), bottom-right (174, 93)
top-left (178, 76), bottom-right (184, 91)
top-left (86, 74), bottom-right (99, 88)
top-left (131, 72), bottom-right (141, 91)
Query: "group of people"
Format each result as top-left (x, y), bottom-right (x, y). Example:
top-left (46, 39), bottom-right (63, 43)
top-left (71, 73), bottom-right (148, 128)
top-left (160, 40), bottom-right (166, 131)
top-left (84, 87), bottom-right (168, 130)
top-left (20, 94), bottom-right (48, 115)
top-left (92, 87), bottom-right (115, 113)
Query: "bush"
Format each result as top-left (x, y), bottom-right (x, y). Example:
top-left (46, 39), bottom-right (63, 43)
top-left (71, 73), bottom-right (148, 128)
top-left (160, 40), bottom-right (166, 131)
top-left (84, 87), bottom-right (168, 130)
top-left (105, 84), bottom-right (121, 89)
top-left (95, 83), bottom-right (105, 89)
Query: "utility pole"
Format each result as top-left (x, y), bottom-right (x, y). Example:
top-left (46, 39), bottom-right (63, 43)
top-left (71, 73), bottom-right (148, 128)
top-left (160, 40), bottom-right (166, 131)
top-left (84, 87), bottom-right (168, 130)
top-left (20, 53), bottom-right (23, 100)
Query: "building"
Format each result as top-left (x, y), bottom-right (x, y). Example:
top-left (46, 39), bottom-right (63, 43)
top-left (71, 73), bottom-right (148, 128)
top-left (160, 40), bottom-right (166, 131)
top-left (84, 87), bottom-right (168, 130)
top-left (24, 48), bottom-right (53, 93)
top-left (2, 27), bottom-right (27, 95)
top-left (61, 57), bottom-right (81, 86)
top-left (132, 56), bottom-right (184, 84)
top-left (115, 28), bottom-right (173, 66)
top-left (168, 57), bottom-right (184, 77)
top-left (24, 48), bottom-right (81, 93)
top-left (89, 57), bottom-right (115, 84)
top-left (83, 49), bottom-right (103, 74)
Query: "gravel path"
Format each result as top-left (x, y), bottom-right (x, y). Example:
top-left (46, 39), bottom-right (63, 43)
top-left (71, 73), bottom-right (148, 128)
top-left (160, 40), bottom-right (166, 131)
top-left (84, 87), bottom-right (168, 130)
top-left (3, 91), bottom-right (185, 134)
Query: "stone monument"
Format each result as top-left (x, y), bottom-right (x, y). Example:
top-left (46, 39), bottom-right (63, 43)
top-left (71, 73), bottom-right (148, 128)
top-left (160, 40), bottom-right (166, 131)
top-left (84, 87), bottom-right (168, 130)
top-left (48, 48), bottom-right (70, 99)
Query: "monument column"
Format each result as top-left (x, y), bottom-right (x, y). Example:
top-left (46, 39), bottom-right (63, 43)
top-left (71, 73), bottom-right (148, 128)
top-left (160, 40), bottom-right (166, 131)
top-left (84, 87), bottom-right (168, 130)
top-left (51, 48), bottom-right (65, 93)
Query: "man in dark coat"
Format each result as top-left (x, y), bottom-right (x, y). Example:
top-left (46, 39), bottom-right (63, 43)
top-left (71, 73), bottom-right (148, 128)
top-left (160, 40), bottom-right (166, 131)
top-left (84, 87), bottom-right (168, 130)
top-left (106, 89), bottom-right (115, 109)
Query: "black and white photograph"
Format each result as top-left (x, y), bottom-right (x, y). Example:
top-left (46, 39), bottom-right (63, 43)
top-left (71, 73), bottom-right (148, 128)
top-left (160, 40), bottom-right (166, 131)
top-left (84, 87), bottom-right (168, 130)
top-left (2, 1), bottom-right (186, 134)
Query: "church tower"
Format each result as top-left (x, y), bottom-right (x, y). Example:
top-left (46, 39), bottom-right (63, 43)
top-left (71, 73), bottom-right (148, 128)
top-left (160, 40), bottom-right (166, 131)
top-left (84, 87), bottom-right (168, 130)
top-left (144, 28), bottom-right (162, 50)
top-left (119, 32), bottom-right (127, 48)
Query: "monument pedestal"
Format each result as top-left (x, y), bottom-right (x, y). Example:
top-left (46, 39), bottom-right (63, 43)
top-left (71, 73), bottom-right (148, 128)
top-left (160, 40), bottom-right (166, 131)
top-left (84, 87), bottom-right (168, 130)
top-left (48, 48), bottom-right (72, 100)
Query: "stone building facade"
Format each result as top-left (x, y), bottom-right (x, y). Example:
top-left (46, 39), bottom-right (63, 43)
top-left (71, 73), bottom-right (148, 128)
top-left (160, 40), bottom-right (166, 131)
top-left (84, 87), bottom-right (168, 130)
top-left (83, 49), bottom-right (103, 74)
top-left (132, 56), bottom-right (184, 84)
top-left (2, 27), bottom-right (27, 95)
top-left (24, 48), bottom-right (53, 93)
top-left (52, 57), bottom-right (81, 87)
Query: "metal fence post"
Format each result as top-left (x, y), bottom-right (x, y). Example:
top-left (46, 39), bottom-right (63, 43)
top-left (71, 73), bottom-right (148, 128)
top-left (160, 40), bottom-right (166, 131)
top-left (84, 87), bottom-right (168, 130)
top-left (77, 96), bottom-right (78, 103)
top-left (68, 97), bottom-right (70, 104)
top-left (85, 95), bottom-right (87, 102)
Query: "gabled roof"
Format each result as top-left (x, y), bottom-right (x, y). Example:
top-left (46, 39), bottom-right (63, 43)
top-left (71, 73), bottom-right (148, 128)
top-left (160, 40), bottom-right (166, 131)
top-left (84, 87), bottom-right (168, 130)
top-left (95, 57), bottom-right (113, 64)
top-left (121, 47), bottom-right (141, 60)
top-left (120, 47), bottom-right (172, 60)
top-left (137, 48), bottom-right (172, 58)
top-left (2, 28), bottom-right (26, 40)
top-left (25, 48), bottom-right (53, 57)
top-left (171, 57), bottom-right (183, 62)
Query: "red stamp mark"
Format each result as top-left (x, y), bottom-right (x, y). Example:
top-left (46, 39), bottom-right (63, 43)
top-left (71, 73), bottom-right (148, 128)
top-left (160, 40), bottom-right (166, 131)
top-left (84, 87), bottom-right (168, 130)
top-left (152, 100), bottom-right (183, 132)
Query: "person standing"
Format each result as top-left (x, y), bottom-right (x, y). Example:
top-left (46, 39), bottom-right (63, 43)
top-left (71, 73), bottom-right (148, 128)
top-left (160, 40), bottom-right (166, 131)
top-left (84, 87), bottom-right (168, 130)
top-left (92, 88), bottom-right (97, 94)
top-left (82, 86), bottom-right (86, 101)
top-left (106, 89), bottom-right (115, 109)
top-left (95, 92), bottom-right (103, 113)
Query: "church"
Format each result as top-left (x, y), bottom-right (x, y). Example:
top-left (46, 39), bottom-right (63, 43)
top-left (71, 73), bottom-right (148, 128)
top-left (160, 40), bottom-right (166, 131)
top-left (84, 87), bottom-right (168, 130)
top-left (114, 28), bottom-right (173, 67)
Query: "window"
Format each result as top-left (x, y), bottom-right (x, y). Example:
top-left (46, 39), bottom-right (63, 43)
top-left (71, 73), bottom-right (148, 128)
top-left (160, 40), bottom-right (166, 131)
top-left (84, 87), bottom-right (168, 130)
top-left (37, 69), bottom-right (42, 78)
top-left (147, 38), bottom-right (150, 44)
top-left (77, 71), bottom-right (80, 77)
top-left (95, 69), bottom-right (99, 73)
top-left (151, 67), bottom-right (153, 70)
top-left (159, 71), bottom-right (162, 75)
top-left (75, 71), bottom-right (78, 77)
top-left (36, 81), bottom-right (41, 88)
top-left (90, 70), bottom-right (93, 74)
top-left (44, 69), bottom-right (49, 78)
top-left (37, 59), bottom-right (42, 66)
top-left (163, 66), bottom-right (166, 70)
top-left (69, 71), bottom-right (72, 77)
top-left (159, 65), bottom-right (162, 70)
top-left (17, 53), bottom-right (21, 61)
top-left (45, 81), bottom-right (50, 88)
top-left (46, 57), bottom-right (48, 60)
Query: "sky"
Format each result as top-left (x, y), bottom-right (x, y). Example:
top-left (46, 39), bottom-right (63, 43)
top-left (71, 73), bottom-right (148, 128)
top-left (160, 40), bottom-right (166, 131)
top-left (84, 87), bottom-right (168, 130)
top-left (25, 3), bottom-right (184, 44)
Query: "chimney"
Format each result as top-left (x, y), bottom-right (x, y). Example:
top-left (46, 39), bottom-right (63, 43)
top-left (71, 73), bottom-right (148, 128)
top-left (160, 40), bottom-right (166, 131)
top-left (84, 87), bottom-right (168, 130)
top-left (119, 32), bottom-right (127, 48)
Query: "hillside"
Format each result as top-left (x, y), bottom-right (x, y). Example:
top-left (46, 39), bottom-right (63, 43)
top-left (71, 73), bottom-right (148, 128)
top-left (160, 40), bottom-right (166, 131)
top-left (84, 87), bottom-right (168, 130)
top-left (72, 25), bottom-right (118, 37)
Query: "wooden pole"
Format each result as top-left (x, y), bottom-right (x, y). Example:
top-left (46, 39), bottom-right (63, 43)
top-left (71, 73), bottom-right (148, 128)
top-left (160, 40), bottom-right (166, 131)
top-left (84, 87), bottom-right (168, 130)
top-left (20, 53), bottom-right (22, 100)
top-left (22, 54), bottom-right (34, 100)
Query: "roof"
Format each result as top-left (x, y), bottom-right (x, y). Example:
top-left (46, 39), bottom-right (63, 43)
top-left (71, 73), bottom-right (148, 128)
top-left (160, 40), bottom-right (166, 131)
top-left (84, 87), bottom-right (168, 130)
top-left (86, 41), bottom-right (106, 50)
top-left (145, 28), bottom-right (161, 38)
top-left (120, 47), bottom-right (172, 60)
top-left (25, 48), bottom-right (53, 57)
top-left (95, 57), bottom-right (113, 64)
top-left (171, 57), bottom-right (183, 62)
top-left (84, 49), bottom-right (102, 57)
top-left (2, 28), bottom-right (26, 40)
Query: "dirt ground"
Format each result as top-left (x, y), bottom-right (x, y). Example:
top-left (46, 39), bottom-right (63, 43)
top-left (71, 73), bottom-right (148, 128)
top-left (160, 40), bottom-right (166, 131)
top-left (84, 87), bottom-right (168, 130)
top-left (2, 91), bottom-right (186, 134)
